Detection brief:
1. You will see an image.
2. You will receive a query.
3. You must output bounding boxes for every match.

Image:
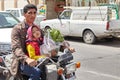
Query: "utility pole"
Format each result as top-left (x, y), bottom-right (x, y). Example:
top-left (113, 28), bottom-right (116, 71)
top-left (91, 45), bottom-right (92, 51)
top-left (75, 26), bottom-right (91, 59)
top-left (27, 0), bottom-right (39, 5)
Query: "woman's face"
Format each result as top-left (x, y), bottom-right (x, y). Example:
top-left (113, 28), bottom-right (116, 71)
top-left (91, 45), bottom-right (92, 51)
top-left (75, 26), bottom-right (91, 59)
top-left (24, 9), bottom-right (37, 24)
top-left (32, 27), bottom-right (41, 39)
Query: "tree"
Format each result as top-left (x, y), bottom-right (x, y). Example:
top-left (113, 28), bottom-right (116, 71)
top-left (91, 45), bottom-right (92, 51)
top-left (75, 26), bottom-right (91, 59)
top-left (27, 0), bottom-right (31, 4)
top-left (26, 0), bottom-right (39, 5)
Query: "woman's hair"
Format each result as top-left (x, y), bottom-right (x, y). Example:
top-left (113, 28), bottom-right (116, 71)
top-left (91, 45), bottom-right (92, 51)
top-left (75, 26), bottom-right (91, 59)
top-left (23, 4), bottom-right (37, 14)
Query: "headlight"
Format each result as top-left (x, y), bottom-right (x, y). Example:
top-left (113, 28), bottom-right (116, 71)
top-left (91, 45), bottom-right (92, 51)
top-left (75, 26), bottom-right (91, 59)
top-left (66, 62), bottom-right (76, 74)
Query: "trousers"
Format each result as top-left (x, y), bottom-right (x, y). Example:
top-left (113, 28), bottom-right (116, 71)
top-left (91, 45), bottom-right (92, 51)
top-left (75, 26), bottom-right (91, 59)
top-left (20, 64), bottom-right (41, 80)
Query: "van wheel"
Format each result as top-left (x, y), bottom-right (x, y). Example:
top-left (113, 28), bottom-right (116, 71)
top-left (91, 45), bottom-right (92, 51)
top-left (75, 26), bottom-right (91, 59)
top-left (83, 30), bottom-right (96, 44)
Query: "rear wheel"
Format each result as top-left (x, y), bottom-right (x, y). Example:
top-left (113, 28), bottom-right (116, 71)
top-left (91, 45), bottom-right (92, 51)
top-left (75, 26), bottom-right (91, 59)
top-left (83, 30), bottom-right (96, 44)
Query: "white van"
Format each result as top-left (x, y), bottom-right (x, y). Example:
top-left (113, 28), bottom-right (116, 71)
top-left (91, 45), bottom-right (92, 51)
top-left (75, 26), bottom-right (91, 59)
top-left (5, 8), bottom-right (45, 26)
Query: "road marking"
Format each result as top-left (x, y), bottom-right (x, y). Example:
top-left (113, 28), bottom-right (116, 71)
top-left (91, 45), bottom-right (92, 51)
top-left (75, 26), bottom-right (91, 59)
top-left (84, 70), bottom-right (120, 79)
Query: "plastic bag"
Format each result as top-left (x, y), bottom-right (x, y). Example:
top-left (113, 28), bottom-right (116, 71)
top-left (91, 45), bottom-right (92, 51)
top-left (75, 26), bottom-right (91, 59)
top-left (40, 31), bottom-right (57, 55)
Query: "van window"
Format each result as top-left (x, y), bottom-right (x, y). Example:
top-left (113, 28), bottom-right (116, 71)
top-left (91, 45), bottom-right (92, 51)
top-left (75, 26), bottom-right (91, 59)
top-left (60, 10), bottom-right (72, 19)
top-left (11, 10), bottom-right (20, 17)
top-left (20, 9), bottom-right (24, 16)
top-left (0, 13), bottom-right (19, 28)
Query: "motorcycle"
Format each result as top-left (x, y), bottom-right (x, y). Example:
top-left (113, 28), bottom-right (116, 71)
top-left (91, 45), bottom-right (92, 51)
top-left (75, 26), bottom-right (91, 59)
top-left (0, 50), bottom-right (13, 80)
top-left (0, 48), bottom-right (80, 80)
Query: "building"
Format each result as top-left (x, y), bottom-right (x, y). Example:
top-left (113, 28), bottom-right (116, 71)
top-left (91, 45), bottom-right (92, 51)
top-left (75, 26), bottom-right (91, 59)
top-left (0, 0), bottom-right (27, 11)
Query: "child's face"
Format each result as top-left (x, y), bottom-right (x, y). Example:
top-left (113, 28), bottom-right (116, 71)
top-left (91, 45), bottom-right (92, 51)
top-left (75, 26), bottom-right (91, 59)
top-left (32, 27), bottom-right (41, 39)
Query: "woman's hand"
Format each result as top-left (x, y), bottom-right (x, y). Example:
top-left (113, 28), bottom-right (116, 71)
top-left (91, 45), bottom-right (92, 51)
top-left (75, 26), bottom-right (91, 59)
top-left (25, 58), bottom-right (37, 67)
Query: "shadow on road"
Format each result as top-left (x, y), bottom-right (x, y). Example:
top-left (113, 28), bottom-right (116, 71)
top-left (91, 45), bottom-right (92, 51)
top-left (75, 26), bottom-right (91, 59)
top-left (64, 36), bottom-right (120, 48)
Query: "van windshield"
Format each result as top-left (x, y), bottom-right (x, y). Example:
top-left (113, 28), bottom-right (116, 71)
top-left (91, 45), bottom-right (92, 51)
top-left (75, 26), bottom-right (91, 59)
top-left (0, 12), bottom-right (19, 28)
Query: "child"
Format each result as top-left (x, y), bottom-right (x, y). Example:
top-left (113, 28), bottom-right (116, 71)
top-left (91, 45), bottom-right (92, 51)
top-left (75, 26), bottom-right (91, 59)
top-left (26, 25), bottom-right (48, 60)
top-left (20, 25), bottom-right (44, 80)
top-left (26, 25), bottom-right (58, 80)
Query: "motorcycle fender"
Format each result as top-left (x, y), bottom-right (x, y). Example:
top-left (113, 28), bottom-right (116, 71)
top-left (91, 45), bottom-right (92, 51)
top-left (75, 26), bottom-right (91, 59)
top-left (66, 75), bottom-right (76, 80)
top-left (45, 64), bottom-right (58, 80)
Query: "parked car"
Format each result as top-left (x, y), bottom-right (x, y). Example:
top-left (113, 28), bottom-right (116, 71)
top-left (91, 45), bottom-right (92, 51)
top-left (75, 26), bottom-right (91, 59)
top-left (0, 11), bottom-right (20, 51)
top-left (5, 8), bottom-right (45, 26)
top-left (40, 6), bottom-right (120, 44)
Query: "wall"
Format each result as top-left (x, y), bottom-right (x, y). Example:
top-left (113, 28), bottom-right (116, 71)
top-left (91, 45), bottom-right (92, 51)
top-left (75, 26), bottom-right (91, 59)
top-left (0, 0), bottom-right (28, 11)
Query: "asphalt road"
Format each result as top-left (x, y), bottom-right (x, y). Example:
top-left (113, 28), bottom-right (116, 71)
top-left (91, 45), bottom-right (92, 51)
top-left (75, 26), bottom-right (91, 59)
top-left (66, 37), bottom-right (120, 80)
top-left (1, 37), bottom-right (120, 80)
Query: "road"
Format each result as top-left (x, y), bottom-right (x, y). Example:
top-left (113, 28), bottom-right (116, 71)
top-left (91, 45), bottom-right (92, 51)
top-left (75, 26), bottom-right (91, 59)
top-left (66, 37), bottom-right (120, 80)
top-left (1, 37), bottom-right (120, 80)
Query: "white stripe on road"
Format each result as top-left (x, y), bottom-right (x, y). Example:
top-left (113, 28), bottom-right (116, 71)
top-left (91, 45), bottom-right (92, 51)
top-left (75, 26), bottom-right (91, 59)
top-left (84, 70), bottom-right (120, 80)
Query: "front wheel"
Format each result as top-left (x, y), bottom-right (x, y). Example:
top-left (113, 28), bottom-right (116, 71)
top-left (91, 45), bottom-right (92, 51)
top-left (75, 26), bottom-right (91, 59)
top-left (83, 30), bottom-right (96, 44)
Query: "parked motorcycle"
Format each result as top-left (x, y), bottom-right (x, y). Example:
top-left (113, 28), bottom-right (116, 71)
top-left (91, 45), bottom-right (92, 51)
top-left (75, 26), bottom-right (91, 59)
top-left (0, 48), bottom-right (80, 80)
top-left (0, 50), bottom-right (13, 80)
